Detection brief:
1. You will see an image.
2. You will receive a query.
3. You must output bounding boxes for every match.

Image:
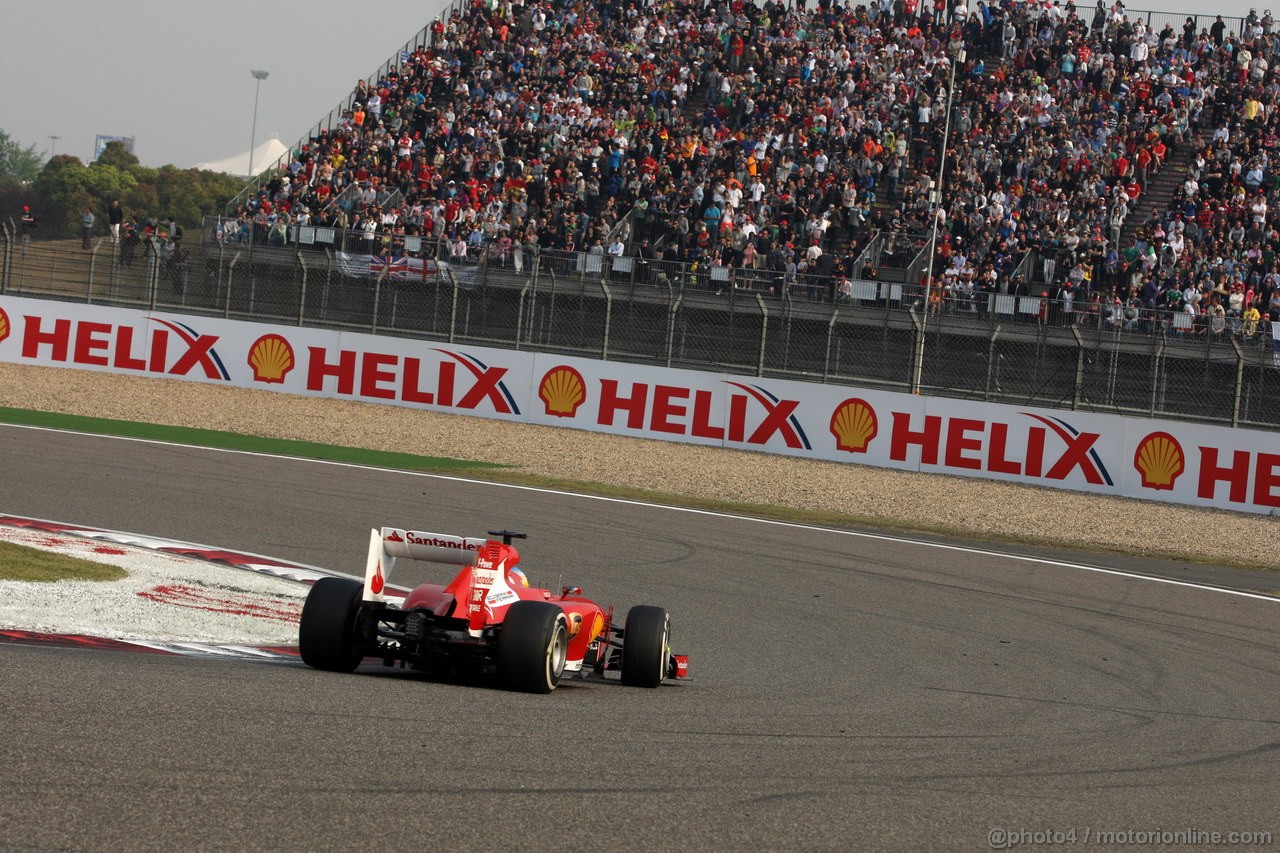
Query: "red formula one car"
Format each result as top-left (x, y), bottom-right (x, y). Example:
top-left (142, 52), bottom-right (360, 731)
top-left (298, 528), bottom-right (688, 693)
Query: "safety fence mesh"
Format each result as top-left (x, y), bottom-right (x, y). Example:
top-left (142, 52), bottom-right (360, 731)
top-left (2, 226), bottom-right (1276, 432)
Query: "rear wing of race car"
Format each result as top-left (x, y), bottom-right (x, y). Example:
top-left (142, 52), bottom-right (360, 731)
top-left (363, 527), bottom-right (485, 603)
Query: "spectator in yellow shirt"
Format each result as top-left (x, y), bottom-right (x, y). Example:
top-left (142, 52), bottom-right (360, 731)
top-left (1242, 305), bottom-right (1261, 338)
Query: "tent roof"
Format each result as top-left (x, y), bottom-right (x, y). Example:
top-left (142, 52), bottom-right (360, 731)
top-left (192, 136), bottom-right (289, 177)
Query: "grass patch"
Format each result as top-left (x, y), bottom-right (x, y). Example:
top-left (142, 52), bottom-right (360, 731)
top-left (0, 541), bottom-right (128, 582)
top-left (0, 407), bottom-right (507, 473)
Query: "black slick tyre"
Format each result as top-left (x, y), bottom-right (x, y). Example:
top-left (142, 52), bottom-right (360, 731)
top-left (498, 601), bottom-right (569, 693)
top-left (620, 605), bottom-right (669, 688)
top-left (298, 577), bottom-right (365, 672)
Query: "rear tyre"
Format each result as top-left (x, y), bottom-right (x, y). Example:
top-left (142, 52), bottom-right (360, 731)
top-left (299, 577), bottom-right (365, 672)
top-left (498, 601), bottom-right (569, 693)
top-left (620, 605), bottom-right (669, 688)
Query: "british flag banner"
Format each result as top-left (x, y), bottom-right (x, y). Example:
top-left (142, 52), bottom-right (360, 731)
top-left (334, 251), bottom-right (476, 289)
top-left (371, 254), bottom-right (409, 279)
top-left (335, 252), bottom-right (452, 283)
top-left (405, 256), bottom-right (451, 282)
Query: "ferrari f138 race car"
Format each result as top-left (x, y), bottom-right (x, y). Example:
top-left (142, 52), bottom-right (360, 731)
top-left (298, 527), bottom-right (689, 693)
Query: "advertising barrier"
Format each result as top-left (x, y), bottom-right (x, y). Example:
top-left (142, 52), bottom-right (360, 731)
top-left (1, 295), bottom-right (1275, 515)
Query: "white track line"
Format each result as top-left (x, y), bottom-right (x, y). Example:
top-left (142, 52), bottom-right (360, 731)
top-left (6, 423), bottom-right (1278, 604)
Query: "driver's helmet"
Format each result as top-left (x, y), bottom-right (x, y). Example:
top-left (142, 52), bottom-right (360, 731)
top-left (508, 567), bottom-right (529, 588)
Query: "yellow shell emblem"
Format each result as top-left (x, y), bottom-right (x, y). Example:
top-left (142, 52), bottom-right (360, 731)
top-left (247, 334), bottom-right (295, 384)
top-left (829, 398), bottom-right (878, 453)
top-left (1133, 431), bottom-right (1184, 491)
top-left (539, 366), bottom-right (586, 418)
top-left (588, 611), bottom-right (604, 644)
top-left (0, 308), bottom-right (9, 345)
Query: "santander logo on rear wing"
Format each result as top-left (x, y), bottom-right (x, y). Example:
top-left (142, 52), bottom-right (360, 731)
top-left (363, 528), bottom-right (486, 603)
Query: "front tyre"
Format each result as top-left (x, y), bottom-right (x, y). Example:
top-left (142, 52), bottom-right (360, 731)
top-left (298, 577), bottom-right (365, 672)
top-left (498, 601), bottom-right (569, 693)
top-left (620, 605), bottom-right (669, 688)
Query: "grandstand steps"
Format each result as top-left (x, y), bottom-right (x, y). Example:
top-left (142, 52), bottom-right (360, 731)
top-left (1117, 144), bottom-right (1194, 250)
top-left (682, 85), bottom-right (707, 128)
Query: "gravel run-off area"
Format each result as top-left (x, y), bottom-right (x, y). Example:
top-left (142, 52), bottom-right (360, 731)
top-left (0, 362), bottom-right (1275, 569)
top-left (0, 522), bottom-right (305, 643)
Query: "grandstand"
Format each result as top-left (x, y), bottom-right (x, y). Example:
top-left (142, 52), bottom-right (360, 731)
top-left (6, 0), bottom-right (1278, 429)
top-left (223, 0), bottom-right (1274, 323)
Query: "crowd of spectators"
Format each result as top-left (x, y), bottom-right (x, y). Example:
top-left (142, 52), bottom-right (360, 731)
top-left (221, 0), bottom-right (1280, 341)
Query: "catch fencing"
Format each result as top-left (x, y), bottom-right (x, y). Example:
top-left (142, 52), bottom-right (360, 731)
top-left (1, 218), bottom-right (1276, 432)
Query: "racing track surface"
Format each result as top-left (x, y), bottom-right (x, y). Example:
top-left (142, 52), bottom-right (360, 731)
top-left (2, 426), bottom-right (1278, 851)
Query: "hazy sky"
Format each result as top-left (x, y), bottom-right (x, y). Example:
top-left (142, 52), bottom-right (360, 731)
top-left (1, 0), bottom-right (453, 171)
top-left (0, 0), bottom-right (1266, 172)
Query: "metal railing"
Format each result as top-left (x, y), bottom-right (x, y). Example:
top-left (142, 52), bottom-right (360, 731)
top-left (1123, 8), bottom-right (1250, 41)
top-left (3, 224), bottom-right (1275, 432)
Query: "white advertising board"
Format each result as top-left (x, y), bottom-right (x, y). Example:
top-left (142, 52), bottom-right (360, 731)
top-left (0, 296), bottom-right (532, 421)
top-left (0, 295), bottom-right (1275, 514)
top-left (523, 351), bottom-right (925, 468)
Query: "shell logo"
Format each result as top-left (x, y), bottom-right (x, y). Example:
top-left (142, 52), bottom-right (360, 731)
top-left (247, 334), bottom-right (295, 384)
top-left (829, 398), bottom-right (879, 453)
top-left (0, 307), bottom-right (9, 345)
top-left (1133, 431), bottom-right (1185, 491)
top-left (588, 611), bottom-right (604, 644)
top-left (539, 365), bottom-right (587, 418)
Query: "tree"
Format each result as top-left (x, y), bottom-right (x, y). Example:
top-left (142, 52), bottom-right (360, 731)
top-left (1, 129), bottom-right (250, 238)
top-left (30, 155), bottom-right (136, 235)
top-left (0, 130), bottom-right (44, 183)
top-left (153, 166), bottom-right (244, 227)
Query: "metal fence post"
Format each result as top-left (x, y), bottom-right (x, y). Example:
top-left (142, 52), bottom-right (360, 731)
top-left (216, 241), bottom-right (226, 302)
top-left (755, 293), bottom-right (768, 377)
top-left (147, 240), bottom-right (160, 311)
top-left (1, 220), bottom-right (10, 294)
top-left (1071, 326), bottom-right (1085, 411)
top-left (319, 248), bottom-right (334, 321)
top-left (87, 240), bottom-right (101, 304)
top-left (225, 253), bottom-right (239, 318)
top-left (1149, 336), bottom-right (1165, 417)
top-left (908, 305), bottom-right (925, 394)
top-left (372, 272), bottom-right (386, 334)
top-left (823, 309), bottom-right (838, 382)
top-left (665, 292), bottom-right (681, 368)
top-left (447, 273), bottom-right (459, 344)
top-left (985, 325), bottom-right (1001, 402)
top-left (515, 275), bottom-right (533, 351)
top-left (296, 250), bottom-right (308, 326)
top-left (1230, 336), bottom-right (1246, 428)
top-left (599, 280), bottom-right (612, 360)
top-left (526, 250), bottom-right (543, 347)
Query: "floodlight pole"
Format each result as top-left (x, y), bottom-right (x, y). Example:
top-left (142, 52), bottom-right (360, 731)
top-left (248, 69), bottom-right (270, 178)
top-left (912, 49), bottom-right (963, 395)
top-left (48, 135), bottom-right (60, 158)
